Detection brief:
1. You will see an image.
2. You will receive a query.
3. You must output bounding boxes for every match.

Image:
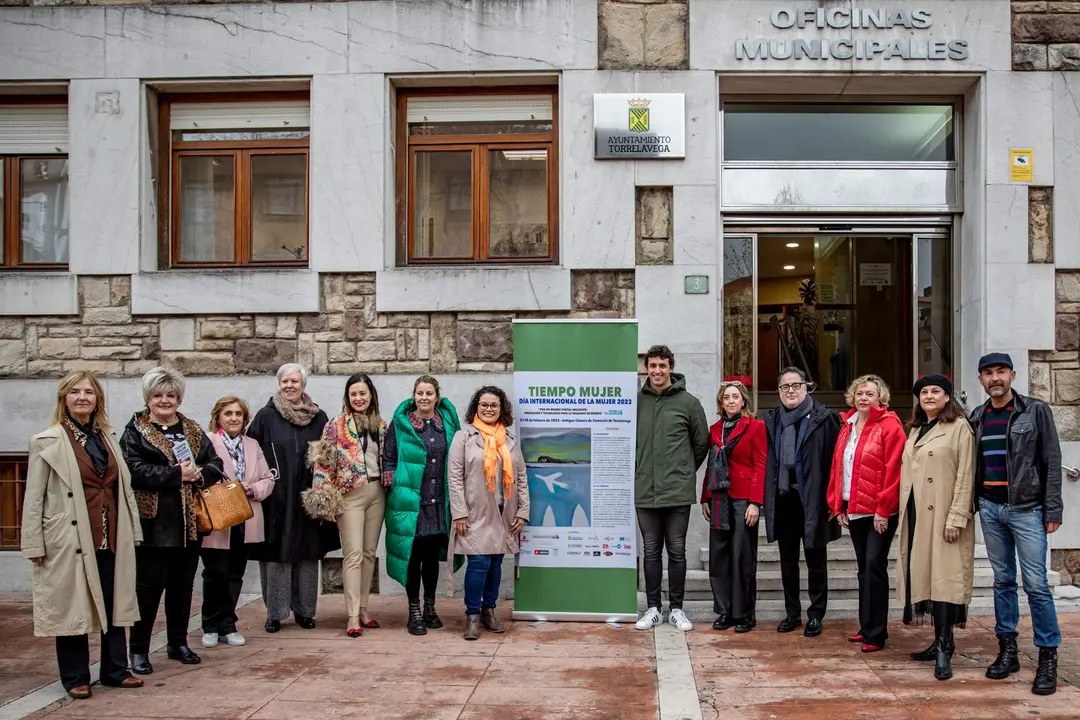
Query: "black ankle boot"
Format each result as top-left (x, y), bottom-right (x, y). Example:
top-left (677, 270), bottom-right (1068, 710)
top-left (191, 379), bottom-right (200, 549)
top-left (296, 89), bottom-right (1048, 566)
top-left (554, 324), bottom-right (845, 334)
top-left (1032, 647), bottom-right (1058, 695)
top-left (934, 628), bottom-right (954, 681)
top-left (910, 639), bottom-right (940, 662)
top-left (986, 633), bottom-right (1020, 680)
top-left (407, 600), bottom-right (427, 636)
top-left (422, 596), bottom-right (443, 629)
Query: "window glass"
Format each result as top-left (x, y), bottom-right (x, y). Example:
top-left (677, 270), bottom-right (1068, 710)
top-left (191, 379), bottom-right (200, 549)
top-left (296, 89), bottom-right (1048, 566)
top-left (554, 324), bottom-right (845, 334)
top-left (178, 155), bottom-right (235, 263)
top-left (250, 153), bottom-right (307, 263)
top-left (19, 158), bottom-right (68, 264)
top-left (0, 158), bottom-right (4, 263)
top-left (722, 235), bottom-right (755, 389)
top-left (412, 150), bottom-right (473, 259)
top-left (488, 149), bottom-right (549, 258)
top-left (723, 104), bottom-right (954, 162)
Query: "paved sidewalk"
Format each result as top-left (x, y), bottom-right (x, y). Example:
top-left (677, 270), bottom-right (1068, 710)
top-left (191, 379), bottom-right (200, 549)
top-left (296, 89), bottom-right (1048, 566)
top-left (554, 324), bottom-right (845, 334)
top-left (5, 593), bottom-right (1080, 719)
top-left (692, 614), bottom-right (1080, 719)
top-left (7, 596), bottom-right (659, 720)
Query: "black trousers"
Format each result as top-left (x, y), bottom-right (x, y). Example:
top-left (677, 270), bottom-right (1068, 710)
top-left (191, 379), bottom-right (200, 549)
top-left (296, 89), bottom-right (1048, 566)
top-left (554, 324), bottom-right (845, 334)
top-left (405, 534), bottom-right (446, 601)
top-left (775, 492), bottom-right (828, 621)
top-left (848, 514), bottom-right (899, 646)
top-left (56, 550), bottom-right (130, 690)
top-left (130, 544), bottom-right (200, 653)
top-left (637, 505), bottom-right (692, 610)
top-left (708, 499), bottom-right (759, 619)
top-left (200, 525), bottom-right (248, 634)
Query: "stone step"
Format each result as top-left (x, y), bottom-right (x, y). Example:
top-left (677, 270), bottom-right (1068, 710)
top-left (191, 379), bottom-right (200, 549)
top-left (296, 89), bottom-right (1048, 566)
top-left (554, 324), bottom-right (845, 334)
top-left (660, 568), bottom-right (1006, 602)
top-left (666, 595), bottom-right (1030, 623)
top-left (698, 542), bottom-right (992, 567)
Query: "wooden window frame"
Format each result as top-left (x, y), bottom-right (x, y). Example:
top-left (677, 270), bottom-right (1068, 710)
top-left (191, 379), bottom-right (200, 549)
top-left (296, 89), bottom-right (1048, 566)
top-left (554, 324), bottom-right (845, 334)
top-left (396, 86), bottom-right (559, 266)
top-left (0, 454), bottom-right (28, 550)
top-left (160, 93), bottom-right (311, 270)
top-left (1, 96), bottom-right (69, 270)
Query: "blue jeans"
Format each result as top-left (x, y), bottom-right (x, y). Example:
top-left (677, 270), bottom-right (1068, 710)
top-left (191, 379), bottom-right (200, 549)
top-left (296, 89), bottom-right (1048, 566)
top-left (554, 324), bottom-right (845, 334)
top-left (979, 500), bottom-right (1061, 648)
top-left (464, 554), bottom-right (504, 616)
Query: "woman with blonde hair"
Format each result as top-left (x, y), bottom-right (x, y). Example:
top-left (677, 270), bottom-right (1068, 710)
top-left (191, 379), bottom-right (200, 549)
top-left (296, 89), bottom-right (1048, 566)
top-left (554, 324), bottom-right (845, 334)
top-left (383, 375), bottom-right (461, 635)
top-left (898, 374), bottom-right (975, 681)
top-left (121, 367), bottom-right (224, 674)
top-left (827, 374), bottom-right (906, 652)
top-left (700, 380), bottom-right (766, 633)
top-left (306, 373), bottom-right (387, 637)
top-left (22, 371), bottom-right (144, 699)
top-left (199, 396), bottom-right (275, 649)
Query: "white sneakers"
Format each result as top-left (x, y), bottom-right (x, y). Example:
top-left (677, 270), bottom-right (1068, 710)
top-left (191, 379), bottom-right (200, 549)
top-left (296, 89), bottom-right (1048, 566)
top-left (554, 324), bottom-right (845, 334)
top-left (635, 607), bottom-right (663, 630)
top-left (202, 631), bottom-right (246, 647)
top-left (635, 607), bottom-right (694, 631)
top-left (668, 608), bottom-right (693, 632)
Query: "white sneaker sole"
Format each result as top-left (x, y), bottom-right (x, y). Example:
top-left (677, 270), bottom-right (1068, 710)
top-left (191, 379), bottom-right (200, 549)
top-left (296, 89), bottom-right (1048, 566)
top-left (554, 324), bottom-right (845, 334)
top-left (201, 637), bottom-right (218, 648)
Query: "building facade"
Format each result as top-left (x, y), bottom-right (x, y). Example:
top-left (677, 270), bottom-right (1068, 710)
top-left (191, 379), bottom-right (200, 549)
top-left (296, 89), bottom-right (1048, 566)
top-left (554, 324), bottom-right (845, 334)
top-left (2, 0), bottom-right (1080, 582)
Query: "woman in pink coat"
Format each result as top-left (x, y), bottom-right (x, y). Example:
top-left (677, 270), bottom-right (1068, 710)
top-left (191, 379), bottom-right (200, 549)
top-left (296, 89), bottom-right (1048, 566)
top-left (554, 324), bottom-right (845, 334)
top-left (199, 396), bottom-right (275, 649)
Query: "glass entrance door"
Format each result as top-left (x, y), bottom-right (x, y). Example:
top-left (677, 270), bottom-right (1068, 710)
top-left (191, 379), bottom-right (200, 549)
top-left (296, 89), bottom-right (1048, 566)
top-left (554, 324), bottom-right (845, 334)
top-left (722, 231), bottom-right (952, 414)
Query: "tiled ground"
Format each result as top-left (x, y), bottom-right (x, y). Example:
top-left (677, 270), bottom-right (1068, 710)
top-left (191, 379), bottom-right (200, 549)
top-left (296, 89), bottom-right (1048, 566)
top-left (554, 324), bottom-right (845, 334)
top-left (691, 613), bottom-right (1080, 720)
top-left (8, 596), bottom-right (659, 720)
top-left (6, 593), bottom-right (1080, 719)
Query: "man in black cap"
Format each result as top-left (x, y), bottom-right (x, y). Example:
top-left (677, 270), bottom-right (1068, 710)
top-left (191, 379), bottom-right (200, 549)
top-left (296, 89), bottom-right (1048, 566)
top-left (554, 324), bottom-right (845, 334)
top-left (969, 352), bottom-right (1063, 695)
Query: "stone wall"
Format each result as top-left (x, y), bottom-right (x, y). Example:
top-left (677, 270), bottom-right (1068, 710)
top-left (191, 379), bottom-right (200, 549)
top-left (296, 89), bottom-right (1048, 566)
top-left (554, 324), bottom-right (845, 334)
top-left (0, 272), bottom-right (635, 379)
top-left (598, 0), bottom-right (689, 70)
top-left (1013, 0), bottom-right (1080, 70)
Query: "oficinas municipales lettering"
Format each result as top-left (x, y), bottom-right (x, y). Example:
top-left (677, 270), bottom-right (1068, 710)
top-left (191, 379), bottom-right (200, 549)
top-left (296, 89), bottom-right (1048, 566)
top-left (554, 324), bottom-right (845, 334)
top-left (735, 7), bottom-right (969, 62)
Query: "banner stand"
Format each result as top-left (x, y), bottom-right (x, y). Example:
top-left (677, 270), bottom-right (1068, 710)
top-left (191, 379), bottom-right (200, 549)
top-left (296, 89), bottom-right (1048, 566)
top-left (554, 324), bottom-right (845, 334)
top-left (511, 319), bottom-right (639, 623)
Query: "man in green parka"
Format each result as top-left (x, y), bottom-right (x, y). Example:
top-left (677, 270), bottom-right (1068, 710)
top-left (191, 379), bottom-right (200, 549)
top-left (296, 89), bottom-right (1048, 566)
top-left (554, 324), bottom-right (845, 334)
top-left (635, 344), bottom-right (709, 632)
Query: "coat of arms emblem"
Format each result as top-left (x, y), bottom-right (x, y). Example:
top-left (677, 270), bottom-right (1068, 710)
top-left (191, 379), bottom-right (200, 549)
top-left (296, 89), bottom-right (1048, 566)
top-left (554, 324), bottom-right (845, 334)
top-left (628, 98), bottom-right (651, 133)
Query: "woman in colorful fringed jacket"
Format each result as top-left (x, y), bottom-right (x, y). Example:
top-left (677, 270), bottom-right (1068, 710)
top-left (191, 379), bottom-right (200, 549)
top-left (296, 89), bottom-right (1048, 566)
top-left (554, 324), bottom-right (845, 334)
top-left (700, 381), bottom-right (766, 634)
top-left (305, 373), bottom-right (386, 638)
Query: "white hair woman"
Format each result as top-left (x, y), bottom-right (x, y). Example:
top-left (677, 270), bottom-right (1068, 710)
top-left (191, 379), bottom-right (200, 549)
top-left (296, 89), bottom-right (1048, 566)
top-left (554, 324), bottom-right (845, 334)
top-left (120, 367), bottom-right (224, 674)
top-left (247, 363), bottom-right (336, 633)
top-left (22, 371), bottom-right (144, 699)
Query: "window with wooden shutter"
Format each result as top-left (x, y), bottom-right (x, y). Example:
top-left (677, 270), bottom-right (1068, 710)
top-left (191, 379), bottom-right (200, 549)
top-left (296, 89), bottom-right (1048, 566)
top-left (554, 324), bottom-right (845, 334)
top-left (397, 88), bottom-right (558, 265)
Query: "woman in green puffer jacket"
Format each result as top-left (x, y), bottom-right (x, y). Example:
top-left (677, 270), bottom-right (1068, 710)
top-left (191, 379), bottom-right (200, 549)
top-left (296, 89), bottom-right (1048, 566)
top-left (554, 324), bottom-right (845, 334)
top-left (381, 375), bottom-right (461, 636)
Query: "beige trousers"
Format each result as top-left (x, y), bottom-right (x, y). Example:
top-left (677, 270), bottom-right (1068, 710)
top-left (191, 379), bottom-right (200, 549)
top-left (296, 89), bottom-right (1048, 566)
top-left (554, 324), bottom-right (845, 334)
top-left (337, 481), bottom-right (386, 616)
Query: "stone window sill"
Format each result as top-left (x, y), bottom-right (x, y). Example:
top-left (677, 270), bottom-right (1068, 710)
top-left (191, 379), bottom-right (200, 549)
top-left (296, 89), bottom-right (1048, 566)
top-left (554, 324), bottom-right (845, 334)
top-left (0, 273), bottom-right (78, 316)
top-left (375, 267), bottom-right (571, 312)
top-left (132, 269), bottom-right (320, 316)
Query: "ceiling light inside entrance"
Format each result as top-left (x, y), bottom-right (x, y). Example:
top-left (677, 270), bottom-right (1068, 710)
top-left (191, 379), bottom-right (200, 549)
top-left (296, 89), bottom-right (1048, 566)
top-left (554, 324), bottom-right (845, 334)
top-left (786, 242), bottom-right (799, 248)
top-left (783, 265), bottom-right (795, 270)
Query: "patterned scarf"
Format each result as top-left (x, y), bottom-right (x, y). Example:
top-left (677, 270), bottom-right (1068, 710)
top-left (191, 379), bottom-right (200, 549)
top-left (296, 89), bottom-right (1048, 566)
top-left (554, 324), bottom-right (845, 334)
top-left (220, 429), bottom-right (245, 481)
top-left (471, 418), bottom-right (514, 496)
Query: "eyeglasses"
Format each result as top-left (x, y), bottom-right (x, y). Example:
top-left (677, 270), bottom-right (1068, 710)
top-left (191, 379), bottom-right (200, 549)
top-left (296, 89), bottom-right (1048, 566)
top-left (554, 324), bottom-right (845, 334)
top-left (720, 381), bottom-right (745, 388)
top-left (779, 383), bottom-right (806, 393)
top-left (478, 403), bottom-right (501, 410)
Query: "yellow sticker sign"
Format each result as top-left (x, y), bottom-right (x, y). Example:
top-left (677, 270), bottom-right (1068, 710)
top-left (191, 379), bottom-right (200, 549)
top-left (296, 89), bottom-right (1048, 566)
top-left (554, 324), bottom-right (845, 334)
top-left (1010, 148), bottom-right (1033, 182)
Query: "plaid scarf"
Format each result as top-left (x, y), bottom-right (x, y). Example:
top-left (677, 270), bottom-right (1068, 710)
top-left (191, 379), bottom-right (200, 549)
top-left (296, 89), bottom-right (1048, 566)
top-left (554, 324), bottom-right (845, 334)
top-left (220, 429), bottom-right (245, 482)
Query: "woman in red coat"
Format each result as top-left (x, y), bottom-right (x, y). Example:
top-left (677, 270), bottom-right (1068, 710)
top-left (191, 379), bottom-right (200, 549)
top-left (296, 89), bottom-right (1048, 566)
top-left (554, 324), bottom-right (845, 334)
top-left (701, 381), bottom-right (766, 633)
top-left (827, 374), bottom-right (906, 652)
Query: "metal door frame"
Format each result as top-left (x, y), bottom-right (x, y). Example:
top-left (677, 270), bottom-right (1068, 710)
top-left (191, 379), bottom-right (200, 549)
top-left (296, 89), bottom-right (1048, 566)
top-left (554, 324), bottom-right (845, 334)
top-left (722, 221), bottom-right (952, 412)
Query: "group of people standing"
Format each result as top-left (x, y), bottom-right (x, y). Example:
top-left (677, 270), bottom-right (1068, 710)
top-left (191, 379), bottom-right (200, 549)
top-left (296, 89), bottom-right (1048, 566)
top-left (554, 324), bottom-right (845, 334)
top-left (633, 345), bottom-right (1064, 694)
top-left (22, 365), bottom-right (530, 700)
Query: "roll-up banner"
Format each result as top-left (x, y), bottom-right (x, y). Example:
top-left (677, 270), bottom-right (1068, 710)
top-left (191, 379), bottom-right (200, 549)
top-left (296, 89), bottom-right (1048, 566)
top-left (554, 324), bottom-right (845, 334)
top-left (511, 319), bottom-right (639, 622)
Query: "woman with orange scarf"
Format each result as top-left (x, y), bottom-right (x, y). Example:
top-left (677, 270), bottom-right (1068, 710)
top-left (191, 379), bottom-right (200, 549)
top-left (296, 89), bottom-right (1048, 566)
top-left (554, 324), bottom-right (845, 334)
top-left (448, 386), bottom-right (530, 640)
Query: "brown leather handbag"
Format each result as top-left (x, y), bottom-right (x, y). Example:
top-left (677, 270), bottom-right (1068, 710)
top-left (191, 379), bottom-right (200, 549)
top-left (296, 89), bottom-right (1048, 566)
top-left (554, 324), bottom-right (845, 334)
top-left (194, 480), bottom-right (253, 534)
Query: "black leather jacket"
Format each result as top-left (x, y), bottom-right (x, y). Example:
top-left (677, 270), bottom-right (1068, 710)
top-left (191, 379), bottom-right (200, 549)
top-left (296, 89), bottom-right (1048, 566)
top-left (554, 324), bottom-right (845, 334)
top-left (969, 392), bottom-right (1063, 524)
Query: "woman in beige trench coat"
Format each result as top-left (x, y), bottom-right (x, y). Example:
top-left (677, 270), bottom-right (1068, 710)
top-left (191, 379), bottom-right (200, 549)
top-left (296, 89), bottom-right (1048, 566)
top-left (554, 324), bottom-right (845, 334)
top-left (448, 386), bottom-right (529, 640)
top-left (21, 371), bottom-right (144, 700)
top-left (897, 374), bottom-right (975, 683)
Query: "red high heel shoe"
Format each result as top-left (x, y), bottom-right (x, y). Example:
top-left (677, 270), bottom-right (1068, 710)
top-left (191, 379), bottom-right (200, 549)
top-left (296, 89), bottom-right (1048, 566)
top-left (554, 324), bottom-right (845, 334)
top-left (861, 643), bottom-right (883, 653)
top-left (346, 626), bottom-right (363, 638)
top-left (848, 633), bottom-right (864, 643)
top-left (362, 619), bottom-right (380, 629)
